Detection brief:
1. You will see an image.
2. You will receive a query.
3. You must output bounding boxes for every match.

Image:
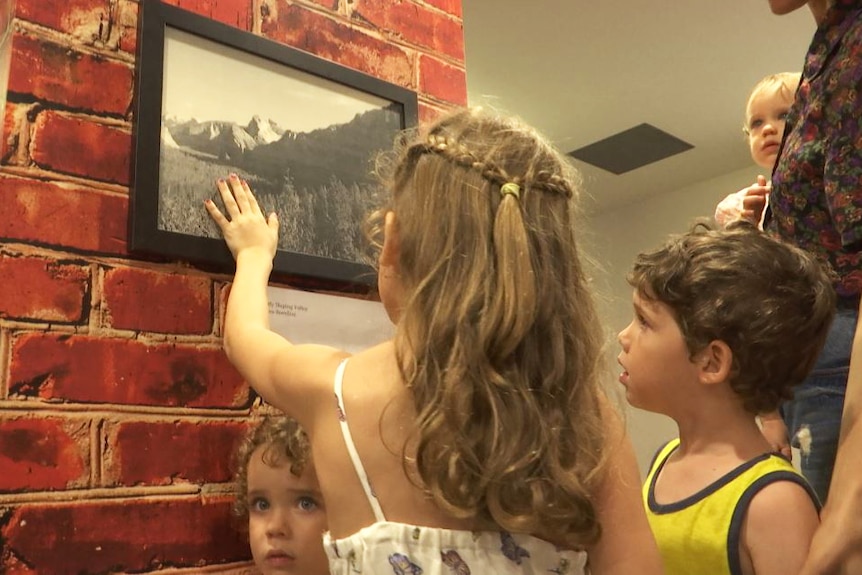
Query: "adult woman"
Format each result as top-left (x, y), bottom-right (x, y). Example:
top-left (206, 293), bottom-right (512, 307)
top-left (764, 0), bottom-right (862, 572)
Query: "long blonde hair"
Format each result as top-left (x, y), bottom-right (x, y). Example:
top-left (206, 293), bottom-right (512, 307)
top-left (370, 108), bottom-right (608, 546)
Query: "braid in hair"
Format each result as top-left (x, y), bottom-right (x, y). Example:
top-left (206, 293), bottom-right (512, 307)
top-left (406, 134), bottom-right (574, 199)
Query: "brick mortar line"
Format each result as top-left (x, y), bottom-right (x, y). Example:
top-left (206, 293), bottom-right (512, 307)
top-left (34, 108), bottom-right (133, 131)
top-left (0, 237), bottom-right (230, 283)
top-left (0, 484), bottom-right (203, 505)
top-left (1, 321), bottom-right (224, 344)
top-left (0, 329), bottom-right (8, 399)
top-left (91, 417), bottom-right (103, 487)
top-left (412, 0), bottom-right (463, 20)
top-left (0, 165), bottom-right (130, 196)
top-left (91, 263), bottom-right (105, 332)
top-left (0, 321), bottom-right (87, 336)
top-left (417, 93), bottom-right (460, 112)
top-left (0, 482), bottom-right (238, 505)
top-left (0, 401), bottom-right (251, 419)
top-left (281, 0), bottom-right (462, 28)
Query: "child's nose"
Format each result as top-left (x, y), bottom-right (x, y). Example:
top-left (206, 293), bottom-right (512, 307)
top-left (762, 121), bottom-right (779, 135)
top-left (266, 509), bottom-right (291, 538)
top-left (617, 324), bottom-right (630, 349)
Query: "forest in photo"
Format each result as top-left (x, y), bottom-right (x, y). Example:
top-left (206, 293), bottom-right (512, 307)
top-left (157, 105), bottom-right (403, 264)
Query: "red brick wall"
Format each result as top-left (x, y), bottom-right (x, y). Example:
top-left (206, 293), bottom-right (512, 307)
top-left (0, 0), bottom-right (465, 572)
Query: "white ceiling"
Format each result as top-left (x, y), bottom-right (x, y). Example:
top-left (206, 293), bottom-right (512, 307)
top-left (462, 2), bottom-right (816, 215)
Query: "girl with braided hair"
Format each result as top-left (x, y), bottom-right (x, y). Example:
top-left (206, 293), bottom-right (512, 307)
top-left (205, 107), bottom-right (662, 575)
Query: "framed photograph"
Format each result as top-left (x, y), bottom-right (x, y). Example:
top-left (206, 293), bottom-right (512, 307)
top-left (131, 0), bottom-right (418, 285)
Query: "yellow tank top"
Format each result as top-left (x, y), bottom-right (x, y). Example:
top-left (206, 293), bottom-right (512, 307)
top-left (643, 439), bottom-right (819, 575)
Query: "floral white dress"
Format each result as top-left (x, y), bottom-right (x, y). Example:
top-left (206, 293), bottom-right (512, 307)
top-left (323, 360), bottom-right (588, 575)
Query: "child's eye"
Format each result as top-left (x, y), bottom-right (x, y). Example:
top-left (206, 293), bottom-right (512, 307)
top-left (297, 496), bottom-right (319, 512)
top-left (636, 313), bottom-right (648, 328)
top-left (250, 497), bottom-right (270, 512)
top-left (749, 118), bottom-right (763, 130)
top-left (778, 111), bottom-right (789, 121)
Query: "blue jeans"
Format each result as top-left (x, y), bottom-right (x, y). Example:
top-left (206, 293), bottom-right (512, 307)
top-left (780, 303), bottom-right (858, 504)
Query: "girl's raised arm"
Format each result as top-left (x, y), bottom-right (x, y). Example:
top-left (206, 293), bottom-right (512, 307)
top-left (205, 174), bottom-right (345, 425)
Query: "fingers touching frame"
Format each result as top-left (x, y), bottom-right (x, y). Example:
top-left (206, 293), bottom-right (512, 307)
top-left (207, 174), bottom-right (265, 223)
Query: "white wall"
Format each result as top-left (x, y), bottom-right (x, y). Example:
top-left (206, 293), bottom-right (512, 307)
top-left (581, 164), bottom-right (763, 475)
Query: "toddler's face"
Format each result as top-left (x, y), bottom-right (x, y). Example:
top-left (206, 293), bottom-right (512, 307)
top-left (746, 85), bottom-right (793, 170)
top-left (246, 447), bottom-right (329, 575)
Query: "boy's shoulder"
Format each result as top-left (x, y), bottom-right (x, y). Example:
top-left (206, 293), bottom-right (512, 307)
top-left (744, 475), bottom-right (819, 516)
top-left (646, 445), bottom-right (819, 568)
top-left (647, 439), bottom-right (814, 509)
top-left (646, 439), bottom-right (820, 574)
top-left (738, 470), bottom-right (820, 573)
top-left (737, 456), bottom-right (820, 535)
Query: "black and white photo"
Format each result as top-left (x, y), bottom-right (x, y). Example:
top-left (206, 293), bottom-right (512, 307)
top-left (131, 0), bottom-right (418, 285)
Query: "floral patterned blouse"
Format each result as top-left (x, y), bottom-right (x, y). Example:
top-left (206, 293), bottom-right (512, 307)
top-left (766, 0), bottom-right (862, 299)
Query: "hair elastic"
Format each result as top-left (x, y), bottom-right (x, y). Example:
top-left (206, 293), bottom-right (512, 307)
top-left (500, 182), bottom-right (520, 200)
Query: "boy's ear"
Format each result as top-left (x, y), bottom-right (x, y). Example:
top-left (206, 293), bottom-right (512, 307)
top-left (380, 211), bottom-right (400, 268)
top-left (696, 340), bottom-right (733, 386)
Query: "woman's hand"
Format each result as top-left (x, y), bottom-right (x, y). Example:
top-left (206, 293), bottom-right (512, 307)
top-left (205, 173), bottom-right (279, 262)
top-left (759, 412), bottom-right (792, 459)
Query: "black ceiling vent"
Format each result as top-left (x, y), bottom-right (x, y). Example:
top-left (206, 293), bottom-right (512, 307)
top-left (567, 123), bottom-right (693, 175)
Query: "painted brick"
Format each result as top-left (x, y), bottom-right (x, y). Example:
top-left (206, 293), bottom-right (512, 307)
top-left (162, 0), bottom-right (252, 29)
top-left (16, 0), bottom-right (115, 43)
top-left (2, 102), bottom-right (40, 168)
top-left (0, 254), bottom-right (90, 323)
top-left (1, 496), bottom-right (250, 574)
top-left (117, 0), bottom-right (139, 54)
top-left (105, 420), bottom-right (248, 486)
top-left (7, 33), bottom-right (134, 116)
top-left (0, 176), bottom-right (128, 255)
top-left (2, 102), bottom-right (16, 159)
top-left (31, 111), bottom-right (131, 185)
top-left (2, 554), bottom-right (37, 575)
top-left (306, 0), bottom-right (338, 9)
top-left (103, 267), bottom-right (213, 334)
top-left (353, 0), bottom-right (464, 62)
top-left (423, 0), bottom-right (461, 18)
top-left (38, 0), bottom-right (146, 54)
top-left (418, 101), bottom-right (450, 124)
top-left (8, 334), bottom-right (251, 408)
top-left (418, 53), bottom-right (467, 105)
top-left (260, 1), bottom-right (414, 89)
top-left (0, 417), bottom-right (90, 492)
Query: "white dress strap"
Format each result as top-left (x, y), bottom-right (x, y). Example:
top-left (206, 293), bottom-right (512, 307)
top-left (333, 358), bottom-right (386, 522)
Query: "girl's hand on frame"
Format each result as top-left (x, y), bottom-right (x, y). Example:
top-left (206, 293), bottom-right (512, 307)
top-left (205, 174), bottom-right (279, 262)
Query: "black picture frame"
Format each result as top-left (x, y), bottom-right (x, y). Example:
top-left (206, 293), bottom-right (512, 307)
top-left (131, 0), bottom-right (418, 286)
